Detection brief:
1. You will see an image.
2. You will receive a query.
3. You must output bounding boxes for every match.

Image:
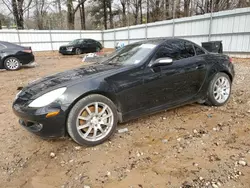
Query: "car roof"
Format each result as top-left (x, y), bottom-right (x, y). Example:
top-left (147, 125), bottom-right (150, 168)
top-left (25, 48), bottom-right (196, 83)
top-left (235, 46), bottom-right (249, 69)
top-left (127, 37), bottom-right (190, 46)
top-left (0, 41), bottom-right (21, 48)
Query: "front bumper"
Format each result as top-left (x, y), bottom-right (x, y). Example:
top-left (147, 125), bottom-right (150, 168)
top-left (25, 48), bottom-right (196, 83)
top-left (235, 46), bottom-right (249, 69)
top-left (59, 49), bottom-right (74, 55)
top-left (13, 101), bottom-right (67, 138)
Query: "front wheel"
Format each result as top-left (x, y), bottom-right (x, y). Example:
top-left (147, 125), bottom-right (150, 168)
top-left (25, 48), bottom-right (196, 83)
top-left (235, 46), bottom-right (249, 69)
top-left (96, 47), bottom-right (101, 52)
top-left (205, 72), bottom-right (232, 106)
top-left (67, 94), bottom-right (118, 146)
top-left (75, 48), bottom-right (81, 55)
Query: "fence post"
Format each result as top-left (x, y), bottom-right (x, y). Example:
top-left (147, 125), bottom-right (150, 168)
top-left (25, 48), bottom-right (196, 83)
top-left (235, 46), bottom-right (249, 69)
top-left (80, 30), bottom-right (82, 38)
top-left (101, 30), bottom-right (104, 47)
top-left (17, 29), bottom-right (21, 45)
top-left (49, 20), bottom-right (53, 51)
top-left (114, 29), bottom-right (116, 48)
top-left (208, 0), bottom-right (214, 41)
top-left (128, 26), bottom-right (130, 44)
top-left (145, 24), bottom-right (148, 40)
top-left (172, 1), bottom-right (176, 38)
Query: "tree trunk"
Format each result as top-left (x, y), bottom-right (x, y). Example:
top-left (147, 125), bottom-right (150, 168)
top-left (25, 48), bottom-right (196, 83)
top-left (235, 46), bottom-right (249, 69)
top-left (67, 0), bottom-right (75, 29)
top-left (226, 0), bottom-right (230, 9)
top-left (146, 0), bottom-right (149, 23)
top-left (58, 0), bottom-right (63, 29)
top-left (108, 1), bottom-right (114, 29)
top-left (175, 0), bottom-right (180, 18)
top-left (165, 0), bottom-right (169, 19)
top-left (184, 0), bottom-right (190, 17)
top-left (121, 2), bottom-right (126, 26)
top-left (214, 0), bottom-right (220, 12)
top-left (103, 0), bottom-right (107, 29)
top-left (134, 6), bottom-right (138, 25)
top-left (134, 2), bottom-right (139, 25)
top-left (139, 0), bottom-right (142, 24)
top-left (237, 0), bottom-right (245, 8)
top-left (0, 20), bottom-right (2, 29)
top-left (12, 0), bottom-right (24, 29)
top-left (81, 3), bottom-right (86, 30)
top-left (17, 0), bottom-right (24, 28)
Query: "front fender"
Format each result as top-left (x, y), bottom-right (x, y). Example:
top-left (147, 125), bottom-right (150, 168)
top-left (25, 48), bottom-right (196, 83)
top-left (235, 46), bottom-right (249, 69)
top-left (60, 79), bottom-right (118, 117)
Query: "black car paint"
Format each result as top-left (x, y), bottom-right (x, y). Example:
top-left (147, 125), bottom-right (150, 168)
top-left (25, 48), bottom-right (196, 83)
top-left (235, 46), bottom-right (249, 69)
top-left (59, 39), bottom-right (102, 55)
top-left (13, 38), bottom-right (235, 138)
top-left (0, 41), bottom-right (35, 69)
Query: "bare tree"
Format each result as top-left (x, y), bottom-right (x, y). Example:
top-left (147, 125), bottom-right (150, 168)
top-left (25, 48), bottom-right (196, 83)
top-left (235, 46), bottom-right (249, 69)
top-left (2, 0), bottom-right (33, 29)
top-left (56, 0), bottom-right (63, 29)
top-left (184, 0), bottom-right (191, 16)
top-left (120, 0), bottom-right (126, 26)
top-left (107, 0), bottom-right (114, 28)
top-left (130, 0), bottom-right (142, 25)
top-left (67, 0), bottom-right (87, 29)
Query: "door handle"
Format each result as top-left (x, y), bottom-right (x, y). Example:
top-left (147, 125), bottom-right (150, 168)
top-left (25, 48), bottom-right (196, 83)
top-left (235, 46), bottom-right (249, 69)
top-left (196, 64), bottom-right (205, 69)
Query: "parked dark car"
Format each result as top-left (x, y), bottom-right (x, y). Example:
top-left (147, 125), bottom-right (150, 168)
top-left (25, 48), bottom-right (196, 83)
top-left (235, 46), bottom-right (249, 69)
top-left (13, 38), bottom-right (234, 146)
top-left (59, 39), bottom-right (103, 55)
top-left (0, 41), bottom-right (35, 71)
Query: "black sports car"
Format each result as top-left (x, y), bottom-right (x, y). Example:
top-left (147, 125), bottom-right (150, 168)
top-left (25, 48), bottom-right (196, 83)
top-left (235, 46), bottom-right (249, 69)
top-left (0, 41), bottom-right (35, 70)
top-left (13, 38), bottom-right (235, 146)
top-left (59, 39), bottom-right (103, 55)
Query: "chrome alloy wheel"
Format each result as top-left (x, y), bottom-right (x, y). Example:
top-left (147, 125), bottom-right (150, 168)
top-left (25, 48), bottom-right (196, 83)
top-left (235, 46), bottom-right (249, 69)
top-left (76, 102), bottom-right (114, 142)
top-left (213, 76), bottom-right (230, 104)
top-left (6, 58), bottom-right (20, 70)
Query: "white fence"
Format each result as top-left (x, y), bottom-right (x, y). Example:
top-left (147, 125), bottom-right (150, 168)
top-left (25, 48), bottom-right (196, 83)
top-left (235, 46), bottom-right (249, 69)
top-left (0, 7), bottom-right (250, 57)
top-left (0, 30), bottom-right (102, 51)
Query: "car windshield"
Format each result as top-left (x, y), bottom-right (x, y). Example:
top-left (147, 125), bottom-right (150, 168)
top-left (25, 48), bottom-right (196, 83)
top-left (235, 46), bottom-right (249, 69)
top-left (69, 39), bottom-right (83, 45)
top-left (101, 43), bottom-right (157, 65)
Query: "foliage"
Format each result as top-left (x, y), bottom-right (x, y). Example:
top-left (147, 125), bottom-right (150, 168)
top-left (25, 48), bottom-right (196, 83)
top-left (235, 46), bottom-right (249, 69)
top-left (0, 0), bottom-right (249, 30)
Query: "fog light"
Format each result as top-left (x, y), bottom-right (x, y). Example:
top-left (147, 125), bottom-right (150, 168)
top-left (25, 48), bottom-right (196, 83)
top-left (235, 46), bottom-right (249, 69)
top-left (36, 123), bottom-right (43, 130)
top-left (46, 111), bottom-right (60, 118)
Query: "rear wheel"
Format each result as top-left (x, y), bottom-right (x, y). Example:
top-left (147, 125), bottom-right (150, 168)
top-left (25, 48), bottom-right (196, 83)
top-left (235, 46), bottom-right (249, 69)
top-left (4, 57), bottom-right (21, 71)
top-left (205, 72), bottom-right (231, 106)
top-left (67, 94), bottom-right (118, 146)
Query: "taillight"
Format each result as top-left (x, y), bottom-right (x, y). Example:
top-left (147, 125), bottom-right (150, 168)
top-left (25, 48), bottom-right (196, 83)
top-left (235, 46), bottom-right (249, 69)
top-left (22, 49), bottom-right (32, 53)
top-left (229, 57), bottom-right (233, 63)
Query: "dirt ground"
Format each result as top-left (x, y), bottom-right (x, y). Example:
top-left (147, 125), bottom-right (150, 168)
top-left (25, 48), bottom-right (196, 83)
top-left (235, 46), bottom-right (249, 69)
top-left (0, 55), bottom-right (249, 188)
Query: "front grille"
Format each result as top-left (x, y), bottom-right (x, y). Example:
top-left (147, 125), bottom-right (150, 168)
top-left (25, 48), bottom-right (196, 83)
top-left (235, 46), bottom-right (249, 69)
top-left (19, 119), bottom-right (43, 132)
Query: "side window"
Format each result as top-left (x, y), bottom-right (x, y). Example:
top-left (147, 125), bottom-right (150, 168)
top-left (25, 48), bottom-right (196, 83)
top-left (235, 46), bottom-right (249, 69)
top-left (183, 41), bottom-right (195, 58)
top-left (154, 41), bottom-right (195, 61)
top-left (79, 39), bottom-right (86, 44)
top-left (194, 45), bottom-right (205, 55)
top-left (0, 44), bottom-right (6, 50)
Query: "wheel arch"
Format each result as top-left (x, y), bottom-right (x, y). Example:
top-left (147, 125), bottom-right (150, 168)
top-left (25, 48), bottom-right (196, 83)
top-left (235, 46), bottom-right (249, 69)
top-left (219, 70), bottom-right (233, 82)
top-left (65, 90), bottom-right (122, 126)
top-left (2, 55), bottom-right (18, 64)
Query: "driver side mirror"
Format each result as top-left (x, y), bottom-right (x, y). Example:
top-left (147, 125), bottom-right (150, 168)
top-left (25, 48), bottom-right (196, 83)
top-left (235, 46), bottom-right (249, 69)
top-left (149, 57), bottom-right (173, 68)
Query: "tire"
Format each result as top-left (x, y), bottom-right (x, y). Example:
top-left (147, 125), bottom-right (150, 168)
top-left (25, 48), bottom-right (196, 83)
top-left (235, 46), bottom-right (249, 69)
top-left (75, 48), bottom-right (81, 55)
top-left (96, 47), bottom-right (101, 52)
top-left (205, 72), bottom-right (231, 106)
top-left (4, 57), bottom-right (21, 71)
top-left (67, 94), bottom-right (118, 146)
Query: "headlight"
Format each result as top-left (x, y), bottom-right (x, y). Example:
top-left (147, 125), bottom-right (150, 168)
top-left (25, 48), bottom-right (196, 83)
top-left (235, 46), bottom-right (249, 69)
top-left (15, 90), bottom-right (22, 100)
top-left (28, 87), bottom-right (66, 108)
top-left (66, 47), bottom-right (73, 51)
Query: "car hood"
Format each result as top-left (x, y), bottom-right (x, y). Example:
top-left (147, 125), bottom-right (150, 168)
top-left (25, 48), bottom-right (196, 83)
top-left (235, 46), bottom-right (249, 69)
top-left (60, 44), bottom-right (75, 48)
top-left (19, 63), bottom-right (124, 99)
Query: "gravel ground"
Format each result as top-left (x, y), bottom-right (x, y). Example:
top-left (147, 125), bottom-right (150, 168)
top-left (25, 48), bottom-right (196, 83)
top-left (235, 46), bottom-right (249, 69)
top-left (0, 56), bottom-right (249, 188)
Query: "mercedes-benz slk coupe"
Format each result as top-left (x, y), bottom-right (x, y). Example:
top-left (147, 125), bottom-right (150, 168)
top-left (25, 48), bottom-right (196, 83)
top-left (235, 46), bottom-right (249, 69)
top-left (13, 38), bottom-right (235, 146)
